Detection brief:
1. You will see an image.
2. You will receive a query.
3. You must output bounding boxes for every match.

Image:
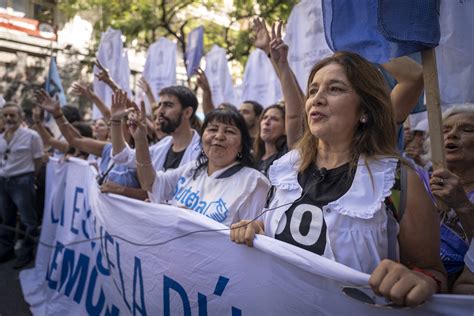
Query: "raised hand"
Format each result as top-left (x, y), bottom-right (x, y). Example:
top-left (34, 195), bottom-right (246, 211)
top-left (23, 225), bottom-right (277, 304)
top-left (71, 82), bottom-right (94, 99)
top-left (269, 21), bottom-right (289, 67)
top-left (195, 68), bottom-right (210, 92)
top-left (137, 77), bottom-right (151, 93)
top-left (35, 89), bottom-right (61, 117)
top-left (252, 17), bottom-right (271, 54)
top-left (128, 100), bottom-right (148, 141)
top-left (111, 90), bottom-right (136, 121)
top-left (94, 59), bottom-right (115, 88)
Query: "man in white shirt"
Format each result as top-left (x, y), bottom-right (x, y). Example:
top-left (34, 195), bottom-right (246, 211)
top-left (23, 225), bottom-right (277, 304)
top-left (111, 86), bottom-right (201, 188)
top-left (0, 102), bottom-right (44, 268)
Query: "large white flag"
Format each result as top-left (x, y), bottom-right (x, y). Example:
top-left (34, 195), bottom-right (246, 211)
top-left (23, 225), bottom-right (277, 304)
top-left (141, 37), bottom-right (177, 113)
top-left (241, 48), bottom-right (282, 107)
top-left (93, 27), bottom-right (130, 119)
top-left (436, 0), bottom-right (474, 106)
top-left (284, 0), bottom-right (332, 90)
top-left (205, 45), bottom-right (236, 106)
top-left (21, 160), bottom-right (474, 315)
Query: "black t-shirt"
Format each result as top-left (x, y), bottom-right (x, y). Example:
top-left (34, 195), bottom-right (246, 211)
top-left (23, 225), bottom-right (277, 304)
top-left (275, 162), bottom-right (356, 255)
top-left (163, 147), bottom-right (185, 170)
top-left (258, 143), bottom-right (289, 177)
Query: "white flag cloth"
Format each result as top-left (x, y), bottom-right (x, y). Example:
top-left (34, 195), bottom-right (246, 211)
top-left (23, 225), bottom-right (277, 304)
top-left (20, 159), bottom-right (474, 315)
top-left (204, 45), bottom-right (236, 106)
top-left (436, 0), bottom-right (474, 106)
top-left (284, 0), bottom-right (332, 89)
top-left (141, 37), bottom-right (177, 113)
top-left (93, 27), bottom-right (130, 119)
top-left (241, 48), bottom-right (282, 107)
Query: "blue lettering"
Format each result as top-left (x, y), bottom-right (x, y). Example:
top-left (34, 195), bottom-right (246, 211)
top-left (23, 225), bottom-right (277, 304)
top-left (96, 251), bottom-right (110, 276)
top-left (163, 275), bottom-right (190, 316)
top-left (104, 230), bottom-right (115, 270)
top-left (47, 241), bottom-right (65, 289)
top-left (133, 257), bottom-right (147, 316)
top-left (179, 187), bottom-right (192, 204)
top-left (58, 248), bottom-right (89, 304)
top-left (195, 201), bottom-right (207, 214)
top-left (71, 187), bottom-right (84, 235)
top-left (116, 241), bottom-right (131, 311)
top-left (85, 267), bottom-right (106, 314)
top-left (185, 191), bottom-right (200, 209)
top-left (174, 177), bottom-right (186, 199)
top-left (198, 293), bottom-right (207, 316)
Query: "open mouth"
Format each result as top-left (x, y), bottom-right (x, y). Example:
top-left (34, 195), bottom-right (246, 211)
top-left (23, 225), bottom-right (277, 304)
top-left (445, 142), bottom-right (459, 152)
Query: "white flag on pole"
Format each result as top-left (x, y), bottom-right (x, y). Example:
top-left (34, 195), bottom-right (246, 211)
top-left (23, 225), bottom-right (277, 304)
top-left (241, 48), bottom-right (282, 107)
top-left (204, 45), bottom-right (236, 106)
top-left (284, 0), bottom-right (332, 90)
top-left (93, 28), bottom-right (130, 119)
top-left (140, 37), bottom-right (177, 113)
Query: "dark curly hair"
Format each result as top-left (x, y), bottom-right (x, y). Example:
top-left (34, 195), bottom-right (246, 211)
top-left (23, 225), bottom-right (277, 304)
top-left (193, 108), bottom-right (254, 178)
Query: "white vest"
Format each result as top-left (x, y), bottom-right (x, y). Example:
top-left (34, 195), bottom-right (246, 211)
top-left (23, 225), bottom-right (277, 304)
top-left (150, 161), bottom-right (271, 227)
top-left (264, 150), bottom-right (398, 274)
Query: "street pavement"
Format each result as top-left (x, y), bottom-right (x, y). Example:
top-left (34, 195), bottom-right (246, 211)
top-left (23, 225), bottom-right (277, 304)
top-left (0, 257), bottom-right (32, 316)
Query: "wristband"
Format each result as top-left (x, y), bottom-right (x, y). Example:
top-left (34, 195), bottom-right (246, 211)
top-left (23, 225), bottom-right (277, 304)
top-left (135, 160), bottom-right (152, 167)
top-left (412, 267), bottom-right (442, 293)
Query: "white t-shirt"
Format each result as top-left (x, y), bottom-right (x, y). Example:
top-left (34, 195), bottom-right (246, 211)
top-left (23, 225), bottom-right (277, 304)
top-left (149, 161), bottom-right (271, 227)
top-left (112, 130), bottom-right (201, 171)
top-left (0, 127), bottom-right (43, 177)
top-left (465, 241), bottom-right (474, 273)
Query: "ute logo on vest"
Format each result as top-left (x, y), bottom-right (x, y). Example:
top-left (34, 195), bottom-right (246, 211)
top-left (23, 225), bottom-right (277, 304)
top-left (174, 177), bottom-right (229, 222)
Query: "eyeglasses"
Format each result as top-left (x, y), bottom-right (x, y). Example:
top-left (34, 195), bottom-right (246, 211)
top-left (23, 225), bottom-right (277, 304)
top-left (3, 148), bottom-right (10, 161)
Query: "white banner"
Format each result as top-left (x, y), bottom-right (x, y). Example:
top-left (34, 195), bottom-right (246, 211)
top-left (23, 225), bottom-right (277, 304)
top-left (21, 160), bottom-right (474, 315)
top-left (436, 0), bottom-right (474, 106)
top-left (141, 38), bottom-right (177, 113)
top-left (241, 49), bottom-right (282, 107)
top-left (205, 45), bottom-right (236, 106)
top-left (93, 28), bottom-right (131, 119)
top-left (284, 0), bottom-right (332, 90)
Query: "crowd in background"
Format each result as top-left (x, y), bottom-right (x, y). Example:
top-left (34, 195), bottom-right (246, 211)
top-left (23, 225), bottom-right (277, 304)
top-left (1, 17), bottom-right (473, 308)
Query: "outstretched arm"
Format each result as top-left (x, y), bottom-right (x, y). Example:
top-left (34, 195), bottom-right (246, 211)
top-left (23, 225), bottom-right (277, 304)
top-left (196, 68), bottom-right (215, 115)
top-left (72, 82), bottom-right (111, 121)
top-left (31, 106), bottom-right (70, 153)
top-left (266, 21), bottom-right (305, 148)
top-left (35, 89), bottom-right (106, 157)
top-left (137, 77), bottom-right (156, 106)
top-left (100, 181), bottom-right (148, 201)
top-left (382, 57), bottom-right (424, 124)
top-left (95, 60), bottom-right (120, 93)
top-left (129, 101), bottom-right (156, 192)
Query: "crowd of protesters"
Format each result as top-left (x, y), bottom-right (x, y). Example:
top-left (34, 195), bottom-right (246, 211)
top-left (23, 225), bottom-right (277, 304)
top-left (0, 17), bottom-right (473, 308)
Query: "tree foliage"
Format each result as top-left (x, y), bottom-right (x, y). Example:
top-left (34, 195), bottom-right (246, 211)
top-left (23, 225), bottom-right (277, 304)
top-left (57, 0), bottom-right (297, 69)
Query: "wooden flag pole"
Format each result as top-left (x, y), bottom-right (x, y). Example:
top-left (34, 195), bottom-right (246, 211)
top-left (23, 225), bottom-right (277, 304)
top-left (421, 48), bottom-right (447, 209)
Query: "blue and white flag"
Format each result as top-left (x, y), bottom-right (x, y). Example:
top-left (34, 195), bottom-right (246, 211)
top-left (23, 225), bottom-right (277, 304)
top-left (185, 26), bottom-right (204, 78)
top-left (45, 57), bottom-right (67, 106)
top-left (93, 27), bottom-right (130, 119)
top-left (204, 45), bottom-right (236, 106)
top-left (141, 37), bottom-right (177, 113)
top-left (241, 49), bottom-right (282, 107)
top-left (284, 0), bottom-right (332, 90)
top-left (322, 0), bottom-right (440, 64)
top-left (436, 0), bottom-right (474, 106)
